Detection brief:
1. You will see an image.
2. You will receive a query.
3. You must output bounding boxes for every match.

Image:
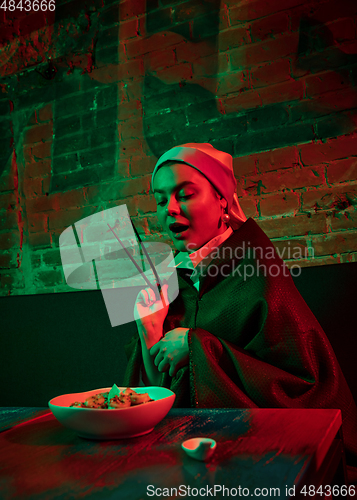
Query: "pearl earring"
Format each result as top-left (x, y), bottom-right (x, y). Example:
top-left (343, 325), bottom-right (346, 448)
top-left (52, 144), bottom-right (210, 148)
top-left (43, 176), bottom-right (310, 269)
top-left (222, 213), bottom-right (230, 223)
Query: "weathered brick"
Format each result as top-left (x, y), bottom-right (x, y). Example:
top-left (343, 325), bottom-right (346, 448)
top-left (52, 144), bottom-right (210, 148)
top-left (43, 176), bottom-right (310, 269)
top-left (228, 0), bottom-right (304, 24)
top-left (250, 12), bottom-right (289, 42)
top-left (118, 118), bottom-right (144, 141)
top-left (119, 137), bottom-right (145, 158)
top-left (35, 269), bottom-right (64, 288)
top-left (327, 18), bottom-right (356, 44)
top-left (0, 192), bottom-right (17, 211)
top-left (117, 158), bottom-right (130, 178)
top-left (28, 213), bottom-right (48, 233)
top-left (300, 135), bottom-right (357, 165)
top-left (120, 0), bottom-right (146, 21)
top-left (100, 4), bottom-right (120, 27)
top-left (54, 134), bottom-right (89, 156)
top-left (146, 6), bottom-right (173, 33)
top-left (0, 210), bottom-right (18, 231)
top-left (31, 141), bottom-right (52, 161)
top-left (144, 110), bottom-right (187, 136)
top-left (25, 159), bottom-right (51, 178)
top-left (24, 122), bottom-right (52, 144)
top-left (245, 166), bottom-right (325, 195)
top-left (290, 88), bottom-right (357, 123)
top-left (215, 70), bottom-right (250, 95)
top-left (290, 0), bottom-right (357, 31)
top-left (145, 47), bottom-right (176, 72)
top-left (286, 255), bottom-right (340, 268)
top-left (116, 175), bottom-right (151, 198)
top-left (172, 0), bottom-right (219, 24)
top-left (219, 26), bottom-right (250, 52)
top-left (291, 42), bottom-right (357, 79)
top-left (0, 252), bottom-right (18, 269)
top-left (126, 32), bottom-right (182, 59)
top-left (89, 126), bottom-right (116, 149)
top-left (192, 52), bottom-right (229, 78)
top-left (175, 38), bottom-right (217, 63)
top-left (0, 231), bottom-right (20, 250)
top-left (37, 103), bottom-right (53, 122)
top-left (126, 193), bottom-right (158, 215)
top-left (42, 249), bottom-right (62, 266)
top-left (326, 158), bottom-right (357, 184)
top-left (119, 18), bottom-right (140, 40)
top-left (305, 69), bottom-right (351, 97)
top-left (96, 25), bottom-right (121, 51)
top-left (0, 270), bottom-right (25, 291)
top-left (238, 196), bottom-right (258, 217)
top-left (223, 90), bottom-right (262, 113)
top-left (260, 191), bottom-right (300, 217)
top-left (53, 163), bottom-right (113, 193)
top-left (155, 62), bottom-right (193, 84)
top-left (55, 115), bottom-right (81, 139)
top-left (23, 177), bottom-right (43, 198)
top-left (312, 231), bottom-right (357, 256)
top-left (56, 90), bottom-right (97, 118)
top-left (234, 123), bottom-right (314, 157)
top-left (250, 59), bottom-right (291, 89)
top-left (260, 80), bottom-right (304, 106)
top-left (96, 44), bottom-right (125, 66)
top-left (302, 184), bottom-right (357, 211)
top-left (130, 155), bottom-right (157, 176)
top-left (315, 111), bottom-right (357, 140)
top-left (254, 145), bottom-right (300, 174)
top-left (233, 155), bottom-right (258, 178)
top-left (0, 170), bottom-right (15, 192)
top-left (272, 238), bottom-right (310, 261)
top-left (340, 252), bottom-right (357, 264)
top-left (28, 231), bottom-right (51, 248)
top-left (330, 209), bottom-right (357, 232)
top-left (247, 104), bottom-right (289, 132)
top-left (230, 33), bottom-right (299, 69)
top-left (48, 206), bottom-right (96, 230)
top-left (257, 213), bottom-right (327, 238)
top-left (77, 146), bottom-right (113, 171)
top-left (118, 99), bottom-right (142, 121)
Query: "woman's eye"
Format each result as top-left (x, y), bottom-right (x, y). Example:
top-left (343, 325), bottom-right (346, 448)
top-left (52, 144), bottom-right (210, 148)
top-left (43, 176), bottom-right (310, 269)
top-left (179, 194), bottom-right (193, 200)
top-left (157, 200), bottom-right (167, 207)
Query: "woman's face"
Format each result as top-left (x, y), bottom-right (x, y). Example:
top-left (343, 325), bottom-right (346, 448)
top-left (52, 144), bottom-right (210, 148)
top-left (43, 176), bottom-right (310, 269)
top-left (153, 162), bottom-right (227, 252)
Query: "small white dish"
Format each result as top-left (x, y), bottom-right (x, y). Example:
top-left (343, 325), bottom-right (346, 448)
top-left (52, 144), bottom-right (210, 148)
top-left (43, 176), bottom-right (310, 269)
top-left (182, 437), bottom-right (217, 461)
top-left (49, 386), bottom-right (175, 440)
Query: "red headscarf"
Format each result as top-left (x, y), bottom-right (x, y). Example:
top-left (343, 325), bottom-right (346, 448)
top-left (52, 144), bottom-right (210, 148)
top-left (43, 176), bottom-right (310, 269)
top-left (151, 143), bottom-right (246, 230)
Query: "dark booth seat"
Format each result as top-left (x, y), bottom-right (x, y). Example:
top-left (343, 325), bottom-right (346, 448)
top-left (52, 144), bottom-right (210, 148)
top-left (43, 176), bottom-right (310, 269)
top-left (1, 261), bottom-right (356, 407)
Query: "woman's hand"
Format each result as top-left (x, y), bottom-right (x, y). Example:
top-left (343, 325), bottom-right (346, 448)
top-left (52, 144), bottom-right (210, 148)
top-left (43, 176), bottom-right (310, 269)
top-left (134, 283), bottom-right (170, 349)
top-left (149, 327), bottom-right (190, 377)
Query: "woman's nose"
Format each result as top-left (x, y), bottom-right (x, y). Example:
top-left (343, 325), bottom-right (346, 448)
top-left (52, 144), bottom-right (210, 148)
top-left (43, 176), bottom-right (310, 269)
top-left (166, 196), bottom-right (180, 215)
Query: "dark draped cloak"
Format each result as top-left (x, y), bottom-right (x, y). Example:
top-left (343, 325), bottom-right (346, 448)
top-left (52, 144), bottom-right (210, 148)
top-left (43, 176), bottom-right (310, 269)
top-left (123, 218), bottom-right (357, 479)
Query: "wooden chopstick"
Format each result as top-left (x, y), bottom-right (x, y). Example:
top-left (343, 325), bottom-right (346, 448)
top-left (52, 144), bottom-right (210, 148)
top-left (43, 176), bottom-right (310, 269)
top-left (107, 223), bottom-right (153, 289)
top-left (130, 219), bottom-right (163, 294)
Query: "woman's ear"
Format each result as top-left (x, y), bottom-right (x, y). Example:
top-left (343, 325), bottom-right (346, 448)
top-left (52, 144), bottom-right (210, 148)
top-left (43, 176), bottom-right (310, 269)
top-left (219, 196), bottom-right (228, 210)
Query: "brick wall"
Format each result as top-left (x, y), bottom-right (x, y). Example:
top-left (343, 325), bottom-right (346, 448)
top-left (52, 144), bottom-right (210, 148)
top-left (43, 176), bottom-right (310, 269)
top-left (0, 0), bottom-right (356, 296)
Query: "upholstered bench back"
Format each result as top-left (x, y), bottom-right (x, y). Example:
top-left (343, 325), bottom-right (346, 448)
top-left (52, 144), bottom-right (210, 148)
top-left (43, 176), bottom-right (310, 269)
top-left (1, 262), bottom-right (356, 407)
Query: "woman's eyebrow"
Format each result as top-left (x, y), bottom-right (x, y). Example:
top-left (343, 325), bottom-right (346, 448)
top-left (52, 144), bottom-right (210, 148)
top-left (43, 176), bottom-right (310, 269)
top-left (153, 181), bottom-right (196, 194)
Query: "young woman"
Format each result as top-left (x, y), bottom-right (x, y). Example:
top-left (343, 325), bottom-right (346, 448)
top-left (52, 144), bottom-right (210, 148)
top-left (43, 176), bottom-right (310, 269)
top-left (124, 143), bottom-right (357, 479)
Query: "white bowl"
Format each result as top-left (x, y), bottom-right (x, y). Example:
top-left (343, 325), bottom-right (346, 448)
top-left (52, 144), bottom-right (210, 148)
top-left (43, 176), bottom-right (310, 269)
top-left (182, 437), bottom-right (217, 461)
top-left (49, 386), bottom-right (175, 439)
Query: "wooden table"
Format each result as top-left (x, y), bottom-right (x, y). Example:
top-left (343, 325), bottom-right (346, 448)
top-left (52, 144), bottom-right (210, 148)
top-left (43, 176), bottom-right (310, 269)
top-left (0, 407), bottom-right (347, 500)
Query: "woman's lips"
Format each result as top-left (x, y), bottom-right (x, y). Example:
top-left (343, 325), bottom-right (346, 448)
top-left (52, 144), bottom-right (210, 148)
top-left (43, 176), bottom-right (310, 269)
top-left (169, 223), bottom-right (189, 233)
top-left (172, 228), bottom-right (189, 239)
top-left (169, 223), bottom-right (190, 239)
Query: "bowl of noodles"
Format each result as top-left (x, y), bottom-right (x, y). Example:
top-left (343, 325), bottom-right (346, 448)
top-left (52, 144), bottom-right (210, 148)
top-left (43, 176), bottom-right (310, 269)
top-left (49, 385), bottom-right (175, 439)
